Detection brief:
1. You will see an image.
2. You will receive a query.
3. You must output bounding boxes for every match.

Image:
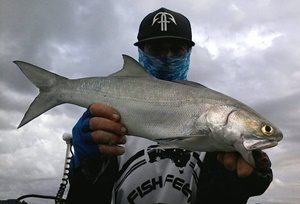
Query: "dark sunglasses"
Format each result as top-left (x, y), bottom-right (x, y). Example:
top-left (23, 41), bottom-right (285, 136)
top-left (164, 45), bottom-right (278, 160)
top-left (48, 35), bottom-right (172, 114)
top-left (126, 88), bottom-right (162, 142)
top-left (143, 39), bottom-right (190, 56)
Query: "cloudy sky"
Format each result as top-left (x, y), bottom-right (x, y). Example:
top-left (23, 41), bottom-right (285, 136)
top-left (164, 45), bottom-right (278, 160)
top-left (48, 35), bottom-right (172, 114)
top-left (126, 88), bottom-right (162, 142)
top-left (0, 0), bottom-right (299, 203)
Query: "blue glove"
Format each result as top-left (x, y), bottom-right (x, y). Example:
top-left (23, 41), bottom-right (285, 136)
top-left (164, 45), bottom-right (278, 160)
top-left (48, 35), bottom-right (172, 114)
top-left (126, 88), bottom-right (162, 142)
top-left (72, 109), bottom-right (100, 168)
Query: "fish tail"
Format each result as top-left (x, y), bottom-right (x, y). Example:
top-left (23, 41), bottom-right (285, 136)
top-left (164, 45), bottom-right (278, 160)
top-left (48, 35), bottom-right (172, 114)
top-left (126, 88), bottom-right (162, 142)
top-left (14, 61), bottom-right (68, 128)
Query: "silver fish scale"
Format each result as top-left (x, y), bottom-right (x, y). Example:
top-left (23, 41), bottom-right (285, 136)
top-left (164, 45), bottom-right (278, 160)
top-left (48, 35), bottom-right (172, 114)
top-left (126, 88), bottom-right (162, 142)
top-left (15, 55), bottom-right (283, 166)
top-left (62, 76), bottom-right (233, 141)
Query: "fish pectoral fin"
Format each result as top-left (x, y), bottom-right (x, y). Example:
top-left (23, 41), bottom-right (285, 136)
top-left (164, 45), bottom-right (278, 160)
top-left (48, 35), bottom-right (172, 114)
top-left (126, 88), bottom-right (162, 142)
top-left (155, 137), bottom-right (191, 149)
top-left (155, 137), bottom-right (190, 143)
top-left (233, 141), bottom-right (256, 167)
top-left (155, 135), bottom-right (211, 151)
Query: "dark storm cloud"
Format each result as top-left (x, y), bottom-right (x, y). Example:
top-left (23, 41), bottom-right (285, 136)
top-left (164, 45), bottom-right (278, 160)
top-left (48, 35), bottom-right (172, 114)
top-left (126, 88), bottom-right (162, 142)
top-left (0, 0), bottom-right (299, 202)
top-left (0, 0), bottom-right (137, 128)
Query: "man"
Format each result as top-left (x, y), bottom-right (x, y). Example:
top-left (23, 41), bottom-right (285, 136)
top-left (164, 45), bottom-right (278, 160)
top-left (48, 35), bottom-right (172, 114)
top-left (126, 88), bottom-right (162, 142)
top-left (66, 8), bottom-right (272, 204)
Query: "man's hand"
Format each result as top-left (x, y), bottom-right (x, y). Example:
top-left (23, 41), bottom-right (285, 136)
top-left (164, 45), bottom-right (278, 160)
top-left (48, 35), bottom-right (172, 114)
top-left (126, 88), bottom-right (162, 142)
top-left (72, 103), bottom-right (127, 167)
top-left (89, 103), bottom-right (127, 155)
top-left (217, 150), bottom-right (271, 178)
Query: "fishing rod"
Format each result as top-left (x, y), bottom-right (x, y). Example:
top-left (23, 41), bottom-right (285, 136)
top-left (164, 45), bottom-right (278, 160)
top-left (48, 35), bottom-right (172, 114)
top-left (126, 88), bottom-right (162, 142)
top-left (0, 133), bottom-right (73, 204)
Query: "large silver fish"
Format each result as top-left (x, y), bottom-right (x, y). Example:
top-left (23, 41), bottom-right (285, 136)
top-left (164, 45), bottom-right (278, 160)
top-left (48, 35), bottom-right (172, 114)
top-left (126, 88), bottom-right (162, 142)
top-left (14, 55), bottom-right (283, 166)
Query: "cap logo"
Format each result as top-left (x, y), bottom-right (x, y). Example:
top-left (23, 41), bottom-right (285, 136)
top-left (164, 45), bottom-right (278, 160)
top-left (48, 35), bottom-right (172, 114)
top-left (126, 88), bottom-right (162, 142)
top-left (152, 12), bottom-right (177, 31)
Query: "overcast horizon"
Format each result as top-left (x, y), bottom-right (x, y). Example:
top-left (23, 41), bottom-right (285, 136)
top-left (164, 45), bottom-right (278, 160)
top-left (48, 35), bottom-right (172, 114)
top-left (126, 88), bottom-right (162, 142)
top-left (0, 1), bottom-right (299, 203)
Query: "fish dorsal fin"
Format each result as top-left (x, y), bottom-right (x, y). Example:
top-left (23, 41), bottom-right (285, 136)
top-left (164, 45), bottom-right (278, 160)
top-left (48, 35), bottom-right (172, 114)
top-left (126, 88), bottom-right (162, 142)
top-left (110, 55), bottom-right (153, 78)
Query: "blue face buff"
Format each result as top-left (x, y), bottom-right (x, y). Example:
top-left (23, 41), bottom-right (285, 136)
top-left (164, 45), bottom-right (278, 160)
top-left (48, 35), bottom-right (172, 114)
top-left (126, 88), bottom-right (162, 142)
top-left (138, 48), bottom-right (191, 81)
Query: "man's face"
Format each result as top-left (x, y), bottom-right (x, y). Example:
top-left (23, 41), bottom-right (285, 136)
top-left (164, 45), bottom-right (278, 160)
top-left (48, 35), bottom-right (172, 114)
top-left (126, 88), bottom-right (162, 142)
top-left (142, 39), bottom-right (189, 57)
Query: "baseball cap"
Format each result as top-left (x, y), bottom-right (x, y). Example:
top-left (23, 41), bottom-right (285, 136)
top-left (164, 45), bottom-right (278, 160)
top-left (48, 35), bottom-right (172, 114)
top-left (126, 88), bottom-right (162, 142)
top-left (134, 7), bottom-right (195, 47)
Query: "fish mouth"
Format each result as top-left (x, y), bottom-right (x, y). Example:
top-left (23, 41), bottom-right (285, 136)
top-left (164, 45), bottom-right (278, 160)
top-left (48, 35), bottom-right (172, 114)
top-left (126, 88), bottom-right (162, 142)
top-left (243, 136), bottom-right (279, 150)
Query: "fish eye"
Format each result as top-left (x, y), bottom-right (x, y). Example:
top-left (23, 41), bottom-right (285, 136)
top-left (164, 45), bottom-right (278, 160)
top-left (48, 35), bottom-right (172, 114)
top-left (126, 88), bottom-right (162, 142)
top-left (261, 125), bottom-right (274, 136)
